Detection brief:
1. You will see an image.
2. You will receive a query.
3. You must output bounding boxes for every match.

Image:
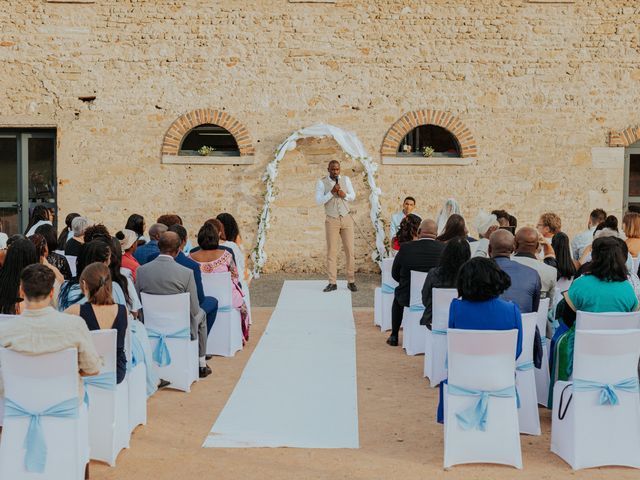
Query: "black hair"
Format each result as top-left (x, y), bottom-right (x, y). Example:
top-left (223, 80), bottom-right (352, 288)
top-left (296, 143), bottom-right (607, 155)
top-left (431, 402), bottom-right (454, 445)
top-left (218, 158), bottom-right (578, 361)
top-left (35, 223), bottom-right (59, 256)
top-left (29, 233), bottom-right (47, 259)
top-left (551, 232), bottom-right (576, 280)
top-left (168, 224), bottom-right (188, 243)
top-left (456, 257), bottom-right (512, 301)
top-left (0, 238), bottom-right (39, 313)
top-left (83, 224), bottom-right (111, 243)
top-left (588, 236), bottom-right (628, 282)
top-left (438, 237), bottom-right (471, 285)
top-left (403, 196), bottom-right (416, 204)
top-left (508, 214), bottom-right (518, 229)
top-left (24, 205), bottom-right (51, 234)
top-left (594, 215), bottom-right (619, 235)
top-left (197, 222), bottom-right (219, 250)
top-left (396, 213), bottom-right (421, 244)
top-left (107, 237), bottom-right (131, 307)
top-left (436, 214), bottom-right (467, 243)
top-left (125, 214), bottom-right (145, 237)
top-left (20, 263), bottom-right (56, 301)
top-left (491, 209), bottom-right (510, 221)
top-left (590, 208), bottom-right (607, 225)
top-left (58, 239), bottom-right (111, 310)
top-left (57, 212), bottom-right (80, 250)
top-left (216, 213), bottom-right (240, 243)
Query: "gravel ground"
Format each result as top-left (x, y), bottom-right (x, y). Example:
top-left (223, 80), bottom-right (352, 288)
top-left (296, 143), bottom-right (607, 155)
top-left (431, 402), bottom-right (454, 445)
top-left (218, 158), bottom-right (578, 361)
top-left (249, 273), bottom-right (380, 308)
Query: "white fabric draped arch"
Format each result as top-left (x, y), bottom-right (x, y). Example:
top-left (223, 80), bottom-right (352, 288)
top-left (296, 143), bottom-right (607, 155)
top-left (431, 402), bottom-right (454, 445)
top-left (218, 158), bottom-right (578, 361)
top-left (251, 123), bottom-right (386, 277)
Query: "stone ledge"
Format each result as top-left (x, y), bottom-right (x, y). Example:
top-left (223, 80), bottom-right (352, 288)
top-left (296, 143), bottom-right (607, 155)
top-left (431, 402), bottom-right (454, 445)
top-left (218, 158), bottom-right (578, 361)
top-left (382, 156), bottom-right (475, 166)
top-left (162, 155), bottom-right (255, 165)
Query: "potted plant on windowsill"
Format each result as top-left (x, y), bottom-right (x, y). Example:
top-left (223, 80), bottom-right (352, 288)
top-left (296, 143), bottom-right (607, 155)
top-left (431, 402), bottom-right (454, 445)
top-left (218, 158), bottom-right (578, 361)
top-left (197, 146), bottom-right (216, 156)
top-left (422, 146), bottom-right (435, 158)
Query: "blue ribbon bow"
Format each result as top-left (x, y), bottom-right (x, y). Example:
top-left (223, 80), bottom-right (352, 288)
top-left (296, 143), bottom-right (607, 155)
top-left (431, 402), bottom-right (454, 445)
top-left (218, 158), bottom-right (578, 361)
top-left (409, 304), bottom-right (425, 313)
top-left (217, 304), bottom-right (232, 313)
top-left (573, 377), bottom-right (640, 406)
top-left (4, 397), bottom-right (79, 473)
top-left (381, 283), bottom-right (396, 294)
top-left (431, 329), bottom-right (447, 336)
top-left (83, 371), bottom-right (116, 406)
top-left (447, 384), bottom-right (517, 431)
top-left (540, 336), bottom-right (548, 347)
top-left (147, 327), bottom-right (191, 367)
top-left (516, 361), bottom-right (534, 372)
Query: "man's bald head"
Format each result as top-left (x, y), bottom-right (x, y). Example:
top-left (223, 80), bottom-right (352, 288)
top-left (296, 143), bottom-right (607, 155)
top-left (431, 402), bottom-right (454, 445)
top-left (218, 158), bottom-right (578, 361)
top-left (489, 229), bottom-right (515, 258)
top-left (514, 227), bottom-right (539, 255)
top-left (418, 219), bottom-right (438, 238)
top-left (158, 231), bottom-right (182, 257)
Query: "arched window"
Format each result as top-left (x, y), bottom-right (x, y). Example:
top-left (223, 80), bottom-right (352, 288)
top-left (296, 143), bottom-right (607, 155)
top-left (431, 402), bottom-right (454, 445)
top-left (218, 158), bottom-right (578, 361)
top-left (179, 124), bottom-right (240, 156)
top-left (398, 124), bottom-right (460, 157)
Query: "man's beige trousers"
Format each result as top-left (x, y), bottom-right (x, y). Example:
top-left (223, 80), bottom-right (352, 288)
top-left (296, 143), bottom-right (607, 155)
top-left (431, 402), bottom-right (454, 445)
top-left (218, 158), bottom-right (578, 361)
top-left (325, 214), bottom-right (355, 284)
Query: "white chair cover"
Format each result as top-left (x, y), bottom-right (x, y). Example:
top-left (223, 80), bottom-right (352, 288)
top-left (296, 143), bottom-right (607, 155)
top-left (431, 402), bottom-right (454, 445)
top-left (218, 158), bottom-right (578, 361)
top-left (535, 298), bottom-right (551, 407)
top-left (516, 312), bottom-right (540, 435)
top-left (201, 272), bottom-right (243, 357)
top-left (127, 320), bottom-right (147, 433)
top-left (424, 288), bottom-right (457, 386)
top-left (65, 255), bottom-right (77, 278)
top-left (86, 330), bottom-right (130, 466)
top-left (379, 257), bottom-right (397, 332)
top-left (373, 287), bottom-right (382, 327)
top-left (401, 270), bottom-right (428, 355)
top-left (551, 329), bottom-right (640, 469)
top-left (576, 311), bottom-right (640, 331)
top-left (444, 329), bottom-right (522, 469)
top-left (0, 348), bottom-right (89, 479)
top-left (141, 292), bottom-right (199, 392)
top-left (0, 315), bottom-right (15, 427)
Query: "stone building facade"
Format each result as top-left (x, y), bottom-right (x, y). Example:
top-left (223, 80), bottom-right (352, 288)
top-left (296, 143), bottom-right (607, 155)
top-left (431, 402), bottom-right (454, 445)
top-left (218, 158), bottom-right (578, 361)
top-left (1, 0), bottom-right (639, 273)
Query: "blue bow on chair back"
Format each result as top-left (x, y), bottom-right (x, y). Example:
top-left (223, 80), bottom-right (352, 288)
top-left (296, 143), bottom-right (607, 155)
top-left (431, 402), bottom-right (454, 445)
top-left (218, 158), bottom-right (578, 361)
top-left (573, 377), bottom-right (640, 406)
top-left (82, 371), bottom-right (116, 406)
top-left (217, 304), bottom-right (232, 313)
top-left (516, 361), bottom-right (533, 372)
top-left (409, 303), bottom-right (425, 313)
top-left (381, 283), bottom-right (396, 294)
top-left (447, 384), bottom-right (517, 431)
top-left (147, 327), bottom-right (191, 367)
top-left (4, 397), bottom-right (79, 473)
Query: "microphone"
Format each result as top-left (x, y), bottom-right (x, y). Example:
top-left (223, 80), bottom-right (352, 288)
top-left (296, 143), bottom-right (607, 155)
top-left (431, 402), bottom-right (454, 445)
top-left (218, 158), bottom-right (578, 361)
top-left (335, 175), bottom-right (339, 185)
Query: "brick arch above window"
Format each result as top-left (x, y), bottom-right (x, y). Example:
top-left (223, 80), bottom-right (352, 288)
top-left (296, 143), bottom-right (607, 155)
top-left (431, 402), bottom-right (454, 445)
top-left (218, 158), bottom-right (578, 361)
top-left (380, 109), bottom-right (477, 159)
top-left (609, 126), bottom-right (640, 147)
top-left (161, 109), bottom-right (255, 159)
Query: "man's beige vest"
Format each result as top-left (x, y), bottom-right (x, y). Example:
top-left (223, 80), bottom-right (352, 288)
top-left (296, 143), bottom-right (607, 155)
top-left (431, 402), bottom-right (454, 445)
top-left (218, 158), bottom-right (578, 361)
top-left (321, 176), bottom-right (350, 218)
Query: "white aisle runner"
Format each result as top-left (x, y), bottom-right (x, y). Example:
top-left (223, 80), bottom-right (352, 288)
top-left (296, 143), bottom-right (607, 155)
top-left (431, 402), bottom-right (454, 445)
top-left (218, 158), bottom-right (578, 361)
top-left (203, 280), bottom-right (359, 448)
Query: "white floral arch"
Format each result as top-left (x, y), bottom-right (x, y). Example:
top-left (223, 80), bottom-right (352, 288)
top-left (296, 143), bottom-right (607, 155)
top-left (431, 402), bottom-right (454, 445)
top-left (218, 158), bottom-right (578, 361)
top-left (251, 123), bottom-right (386, 277)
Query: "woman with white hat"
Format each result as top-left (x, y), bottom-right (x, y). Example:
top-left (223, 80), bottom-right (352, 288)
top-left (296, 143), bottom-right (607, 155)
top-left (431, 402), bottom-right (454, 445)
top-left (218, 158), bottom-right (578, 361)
top-left (117, 229), bottom-right (140, 282)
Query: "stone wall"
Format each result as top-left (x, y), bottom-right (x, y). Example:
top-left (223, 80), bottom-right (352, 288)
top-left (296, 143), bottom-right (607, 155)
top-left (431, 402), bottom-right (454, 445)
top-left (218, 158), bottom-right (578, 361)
top-left (1, 0), bottom-right (639, 273)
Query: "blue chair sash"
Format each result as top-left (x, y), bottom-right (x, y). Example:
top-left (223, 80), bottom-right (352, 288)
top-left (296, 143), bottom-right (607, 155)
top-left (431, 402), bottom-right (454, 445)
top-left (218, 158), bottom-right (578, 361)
top-left (540, 336), bottom-right (548, 347)
top-left (573, 377), bottom-right (640, 406)
top-left (447, 384), bottom-right (517, 431)
top-left (217, 304), bottom-right (232, 313)
top-left (409, 304), bottom-right (425, 313)
top-left (516, 361), bottom-right (534, 372)
top-left (432, 329), bottom-right (447, 336)
top-left (83, 371), bottom-right (117, 406)
top-left (4, 397), bottom-right (79, 473)
top-left (147, 327), bottom-right (191, 367)
top-left (381, 283), bottom-right (396, 294)
top-left (130, 330), bottom-right (145, 370)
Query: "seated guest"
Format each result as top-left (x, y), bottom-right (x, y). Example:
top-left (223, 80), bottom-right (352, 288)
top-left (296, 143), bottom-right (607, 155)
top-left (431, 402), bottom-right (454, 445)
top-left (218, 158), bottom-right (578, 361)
top-left (0, 264), bottom-right (102, 396)
top-left (551, 232), bottom-right (578, 282)
top-left (136, 232), bottom-right (210, 378)
top-left (0, 237), bottom-right (38, 314)
top-left (436, 257), bottom-right (523, 423)
top-left (471, 210), bottom-right (499, 258)
top-left (57, 212), bottom-right (80, 251)
top-left (217, 213), bottom-right (249, 286)
top-left (571, 208), bottom-right (606, 261)
top-left (24, 204), bottom-right (53, 237)
top-left (65, 216), bottom-right (90, 256)
top-left (578, 217), bottom-right (625, 266)
top-left (387, 218), bottom-right (445, 346)
top-left (551, 236), bottom-right (638, 390)
top-left (623, 211), bottom-right (640, 257)
top-left (512, 227), bottom-right (557, 303)
top-left (36, 223), bottom-right (72, 280)
top-left (168, 224), bottom-right (218, 333)
top-left (117, 229), bottom-right (140, 281)
top-left (157, 214), bottom-right (193, 253)
top-left (389, 196), bottom-right (419, 240)
top-left (125, 213), bottom-right (147, 246)
top-left (65, 263), bottom-right (127, 384)
top-left (536, 212), bottom-right (562, 262)
top-left (489, 229), bottom-right (541, 313)
top-left (190, 223), bottom-right (248, 343)
top-left (436, 213), bottom-right (473, 243)
top-left (420, 237), bottom-right (470, 329)
top-left (134, 223), bottom-right (167, 265)
top-left (492, 209), bottom-right (511, 228)
top-left (29, 234), bottom-right (65, 307)
top-left (392, 213), bottom-right (421, 251)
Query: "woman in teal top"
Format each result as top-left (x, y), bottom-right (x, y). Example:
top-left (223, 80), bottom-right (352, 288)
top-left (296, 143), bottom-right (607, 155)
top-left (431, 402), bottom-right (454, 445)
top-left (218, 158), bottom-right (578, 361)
top-left (550, 236), bottom-right (638, 402)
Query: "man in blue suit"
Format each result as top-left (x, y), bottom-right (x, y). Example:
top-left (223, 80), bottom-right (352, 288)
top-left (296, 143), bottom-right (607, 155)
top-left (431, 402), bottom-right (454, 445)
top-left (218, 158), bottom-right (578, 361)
top-left (168, 224), bottom-right (218, 334)
top-left (134, 223), bottom-right (167, 265)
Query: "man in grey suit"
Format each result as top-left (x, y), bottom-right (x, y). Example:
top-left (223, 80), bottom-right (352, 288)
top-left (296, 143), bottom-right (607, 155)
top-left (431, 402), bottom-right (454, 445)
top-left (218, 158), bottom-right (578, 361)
top-left (136, 231), bottom-right (211, 378)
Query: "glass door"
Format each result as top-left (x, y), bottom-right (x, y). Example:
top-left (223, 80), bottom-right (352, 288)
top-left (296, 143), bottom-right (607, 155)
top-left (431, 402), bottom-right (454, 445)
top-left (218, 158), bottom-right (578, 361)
top-left (0, 130), bottom-right (56, 235)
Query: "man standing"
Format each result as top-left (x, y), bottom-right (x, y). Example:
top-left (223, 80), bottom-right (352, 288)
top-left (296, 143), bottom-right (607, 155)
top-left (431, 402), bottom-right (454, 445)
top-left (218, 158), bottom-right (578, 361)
top-left (316, 160), bottom-right (357, 293)
top-left (387, 219), bottom-right (445, 346)
top-left (136, 231), bottom-right (211, 378)
top-left (389, 196), bottom-right (419, 240)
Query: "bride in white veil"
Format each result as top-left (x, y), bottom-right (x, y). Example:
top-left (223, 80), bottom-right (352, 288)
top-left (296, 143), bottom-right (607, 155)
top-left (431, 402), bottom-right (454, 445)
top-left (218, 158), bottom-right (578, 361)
top-left (436, 198), bottom-right (461, 236)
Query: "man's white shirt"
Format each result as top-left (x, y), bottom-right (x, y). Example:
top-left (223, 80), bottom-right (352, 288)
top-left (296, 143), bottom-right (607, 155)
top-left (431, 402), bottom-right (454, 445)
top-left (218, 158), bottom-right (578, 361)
top-left (315, 176), bottom-right (355, 205)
